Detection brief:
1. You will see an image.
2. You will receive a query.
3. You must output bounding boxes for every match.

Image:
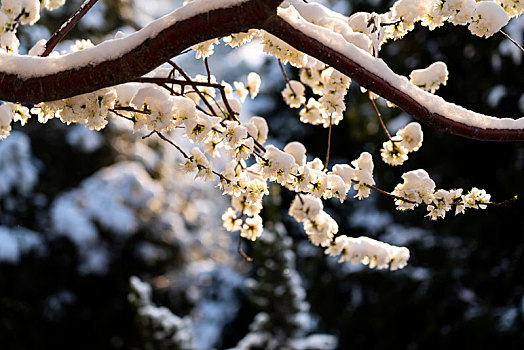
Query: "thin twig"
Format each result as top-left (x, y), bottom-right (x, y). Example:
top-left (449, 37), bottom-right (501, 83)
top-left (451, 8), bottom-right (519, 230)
top-left (113, 106), bottom-right (149, 114)
top-left (204, 57), bottom-right (212, 83)
top-left (41, 0), bottom-right (101, 57)
top-left (138, 77), bottom-right (222, 90)
top-left (7, 11), bottom-right (26, 32)
top-left (238, 236), bottom-right (253, 262)
top-left (109, 108), bottom-right (134, 121)
top-left (369, 92), bottom-right (393, 141)
top-left (323, 115), bottom-right (333, 171)
top-left (142, 131), bottom-right (155, 139)
top-left (168, 61), bottom-right (219, 116)
top-left (500, 30), bottom-right (524, 54)
top-left (155, 131), bottom-right (189, 159)
top-left (278, 59), bottom-right (297, 96)
top-left (484, 196), bottom-right (518, 207)
top-left (363, 182), bottom-right (418, 204)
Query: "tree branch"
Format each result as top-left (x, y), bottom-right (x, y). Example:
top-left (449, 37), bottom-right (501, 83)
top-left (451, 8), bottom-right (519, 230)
top-left (41, 0), bottom-right (101, 57)
top-left (262, 14), bottom-right (524, 142)
top-left (0, 0), bottom-right (522, 141)
top-left (0, 0), bottom-right (283, 103)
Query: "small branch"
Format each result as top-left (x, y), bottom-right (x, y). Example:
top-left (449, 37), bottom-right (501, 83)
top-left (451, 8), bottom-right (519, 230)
top-left (323, 114), bottom-right (332, 171)
top-left (355, 180), bottom-right (516, 209)
top-left (41, 0), bottom-right (101, 57)
top-left (113, 106), bottom-right (149, 114)
top-left (484, 196), bottom-right (518, 207)
top-left (204, 57), bottom-right (212, 84)
top-left (7, 11), bottom-right (26, 32)
top-left (278, 59), bottom-right (297, 96)
top-left (142, 130), bottom-right (155, 139)
top-left (155, 131), bottom-right (189, 159)
top-left (500, 30), bottom-right (524, 54)
top-left (167, 61), bottom-right (220, 117)
top-left (109, 108), bottom-right (134, 121)
top-left (238, 236), bottom-right (253, 262)
top-left (369, 92), bottom-right (394, 142)
top-left (358, 181), bottom-right (418, 204)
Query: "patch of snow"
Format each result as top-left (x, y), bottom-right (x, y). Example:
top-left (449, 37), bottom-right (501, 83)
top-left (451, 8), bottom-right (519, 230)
top-left (0, 0), bottom-right (252, 78)
top-left (0, 131), bottom-right (39, 196)
top-left (0, 226), bottom-right (44, 263)
top-left (277, 4), bottom-right (524, 130)
top-left (486, 85), bottom-right (507, 108)
top-left (66, 124), bottom-right (104, 153)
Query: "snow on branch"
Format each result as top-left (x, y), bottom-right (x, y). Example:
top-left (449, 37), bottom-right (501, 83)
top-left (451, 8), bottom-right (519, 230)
top-left (262, 4), bottom-right (524, 141)
top-left (0, 0), bottom-right (283, 103)
top-left (0, 0), bottom-right (522, 141)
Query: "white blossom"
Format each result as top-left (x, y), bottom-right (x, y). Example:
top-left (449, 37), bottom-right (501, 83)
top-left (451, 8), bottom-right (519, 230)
top-left (397, 122), bottom-right (424, 152)
top-left (393, 169), bottom-right (436, 210)
top-left (326, 236), bottom-right (410, 270)
top-left (192, 38), bottom-right (219, 59)
top-left (241, 215), bottom-right (263, 241)
top-left (247, 72), bottom-right (261, 99)
top-left (469, 1), bottom-right (510, 38)
top-left (289, 194), bottom-right (323, 222)
top-left (282, 80), bottom-right (306, 108)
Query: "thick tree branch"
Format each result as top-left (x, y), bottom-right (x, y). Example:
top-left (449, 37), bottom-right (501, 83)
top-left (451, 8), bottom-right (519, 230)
top-left (0, 0), bottom-right (522, 141)
top-left (262, 14), bottom-right (524, 142)
top-left (0, 0), bottom-right (283, 103)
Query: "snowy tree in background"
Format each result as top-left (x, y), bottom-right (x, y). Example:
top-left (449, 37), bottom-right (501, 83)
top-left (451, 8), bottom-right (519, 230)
top-left (0, 0), bottom-right (523, 348)
top-left (235, 224), bottom-right (337, 349)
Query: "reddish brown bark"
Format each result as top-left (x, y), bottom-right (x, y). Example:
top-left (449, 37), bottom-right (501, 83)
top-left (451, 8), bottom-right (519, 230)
top-left (0, 0), bottom-right (522, 141)
top-left (0, 0), bottom-right (283, 103)
top-left (41, 0), bottom-right (102, 57)
top-left (262, 16), bottom-right (524, 142)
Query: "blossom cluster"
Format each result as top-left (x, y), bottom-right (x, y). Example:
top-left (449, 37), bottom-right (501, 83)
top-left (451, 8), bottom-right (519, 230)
top-left (0, 103), bottom-right (30, 140)
top-left (258, 17), bottom-right (353, 127)
top-left (378, 0), bottom-right (512, 42)
top-left (288, 194), bottom-right (409, 270)
top-left (0, 0), bottom-right (65, 53)
top-left (326, 235), bottom-right (410, 270)
top-left (392, 169), bottom-right (491, 220)
top-left (380, 122), bottom-right (424, 166)
top-left (409, 61), bottom-right (449, 94)
top-left (1, 0), bottom-right (512, 272)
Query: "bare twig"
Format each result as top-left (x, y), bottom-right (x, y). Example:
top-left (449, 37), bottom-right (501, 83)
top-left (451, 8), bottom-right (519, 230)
top-left (155, 131), bottom-right (189, 159)
top-left (204, 57), bottom-right (212, 84)
top-left (109, 108), bottom-right (134, 121)
top-left (168, 61), bottom-right (220, 116)
top-left (484, 196), bottom-right (518, 207)
top-left (238, 236), bottom-right (253, 262)
top-left (278, 59), bottom-right (297, 96)
top-left (113, 106), bottom-right (149, 114)
top-left (142, 131), bottom-right (155, 139)
top-left (500, 30), bottom-right (524, 54)
top-left (323, 115), bottom-right (332, 171)
top-left (41, 0), bottom-right (101, 57)
top-left (369, 92), bottom-right (394, 142)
